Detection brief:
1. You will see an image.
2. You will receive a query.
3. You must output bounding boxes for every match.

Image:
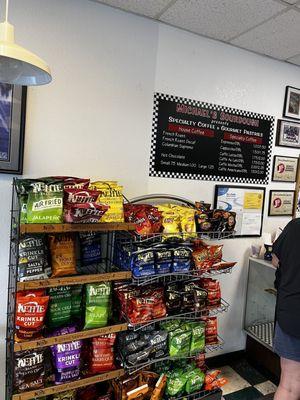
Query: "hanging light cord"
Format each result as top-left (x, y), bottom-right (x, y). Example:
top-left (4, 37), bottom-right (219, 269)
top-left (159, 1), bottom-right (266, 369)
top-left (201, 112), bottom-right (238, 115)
top-left (5, 0), bottom-right (9, 21)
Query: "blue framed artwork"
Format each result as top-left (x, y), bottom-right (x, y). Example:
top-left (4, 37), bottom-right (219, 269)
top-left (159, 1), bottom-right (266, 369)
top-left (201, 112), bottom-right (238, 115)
top-left (0, 83), bottom-right (27, 174)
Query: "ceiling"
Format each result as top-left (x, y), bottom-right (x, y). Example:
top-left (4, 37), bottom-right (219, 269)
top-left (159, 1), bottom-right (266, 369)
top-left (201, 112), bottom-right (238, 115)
top-left (93, 0), bottom-right (300, 66)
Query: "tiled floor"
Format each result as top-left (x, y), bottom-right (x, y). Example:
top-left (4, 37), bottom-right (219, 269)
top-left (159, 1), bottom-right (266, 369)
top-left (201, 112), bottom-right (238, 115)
top-left (217, 359), bottom-right (277, 399)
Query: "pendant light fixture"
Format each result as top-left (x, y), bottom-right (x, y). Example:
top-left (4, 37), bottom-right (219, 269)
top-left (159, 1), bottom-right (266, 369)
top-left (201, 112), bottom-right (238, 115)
top-left (0, 0), bottom-right (51, 85)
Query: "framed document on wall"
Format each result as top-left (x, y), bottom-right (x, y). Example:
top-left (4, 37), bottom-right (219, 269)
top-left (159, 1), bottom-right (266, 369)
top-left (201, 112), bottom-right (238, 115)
top-left (214, 185), bottom-right (265, 237)
top-left (268, 190), bottom-right (295, 216)
top-left (272, 155), bottom-right (298, 183)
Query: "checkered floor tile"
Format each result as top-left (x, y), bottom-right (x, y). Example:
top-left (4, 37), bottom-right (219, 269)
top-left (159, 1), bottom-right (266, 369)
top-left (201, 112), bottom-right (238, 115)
top-left (216, 359), bottom-right (277, 399)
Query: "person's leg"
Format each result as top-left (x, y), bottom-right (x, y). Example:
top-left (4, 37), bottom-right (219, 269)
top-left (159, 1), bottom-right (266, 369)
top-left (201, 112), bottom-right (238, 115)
top-left (274, 357), bottom-right (300, 400)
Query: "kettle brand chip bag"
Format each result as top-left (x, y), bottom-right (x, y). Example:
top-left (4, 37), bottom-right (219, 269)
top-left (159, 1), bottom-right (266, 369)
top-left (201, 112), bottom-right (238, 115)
top-left (84, 282), bottom-right (111, 329)
top-left (47, 286), bottom-right (72, 328)
top-left (50, 326), bottom-right (82, 384)
top-left (26, 180), bottom-right (63, 224)
top-left (15, 291), bottom-right (49, 340)
top-left (78, 232), bottom-right (102, 274)
top-left (18, 234), bottom-right (51, 282)
top-left (71, 285), bottom-right (83, 320)
top-left (14, 348), bottom-right (46, 392)
top-left (90, 181), bottom-right (125, 223)
top-left (49, 234), bottom-right (77, 277)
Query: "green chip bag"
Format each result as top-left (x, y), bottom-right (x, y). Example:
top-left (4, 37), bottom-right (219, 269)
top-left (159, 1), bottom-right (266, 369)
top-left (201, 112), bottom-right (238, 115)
top-left (169, 329), bottom-right (192, 358)
top-left (84, 282), bottom-right (111, 329)
top-left (26, 179), bottom-right (63, 224)
top-left (47, 286), bottom-right (72, 328)
top-left (185, 369), bottom-right (205, 394)
top-left (167, 370), bottom-right (187, 397)
top-left (71, 285), bottom-right (83, 320)
top-left (190, 322), bottom-right (205, 355)
top-left (161, 319), bottom-right (181, 332)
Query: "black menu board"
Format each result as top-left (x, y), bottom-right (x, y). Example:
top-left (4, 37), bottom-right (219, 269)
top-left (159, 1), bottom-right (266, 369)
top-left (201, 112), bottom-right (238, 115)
top-left (149, 93), bottom-right (274, 184)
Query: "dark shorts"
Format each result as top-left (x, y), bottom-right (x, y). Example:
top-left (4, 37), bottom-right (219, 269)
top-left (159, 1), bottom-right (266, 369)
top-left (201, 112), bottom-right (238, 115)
top-left (274, 323), bottom-right (300, 362)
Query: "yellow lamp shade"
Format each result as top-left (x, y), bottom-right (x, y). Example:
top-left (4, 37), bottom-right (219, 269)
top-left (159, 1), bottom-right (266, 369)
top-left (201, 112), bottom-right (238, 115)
top-left (0, 21), bottom-right (51, 85)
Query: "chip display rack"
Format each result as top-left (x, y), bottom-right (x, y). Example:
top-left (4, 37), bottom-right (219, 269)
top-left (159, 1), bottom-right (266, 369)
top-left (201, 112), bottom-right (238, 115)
top-left (6, 186), bottom-right (231, 400)
top-left (118, 336), bottom-right (225, 375)
top-left (125, 299), bottom-right (230, 331)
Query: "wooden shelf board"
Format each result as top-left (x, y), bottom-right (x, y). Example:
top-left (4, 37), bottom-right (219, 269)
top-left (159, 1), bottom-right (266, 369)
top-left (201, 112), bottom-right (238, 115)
top-left (12, 369), bottom-right (125, 400)
top-left (20, 222), bottom-right (135, 234)
top-left (14, 323), bottom-right (128, 352)
top-left (17, 271), bottom-right (131, 290)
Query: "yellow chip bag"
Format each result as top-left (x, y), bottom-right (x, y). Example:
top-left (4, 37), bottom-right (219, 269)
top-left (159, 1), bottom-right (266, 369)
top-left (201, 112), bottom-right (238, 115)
top-left (161, 211), bottom-right (181, 240)
top-left (90, 181), bottom-right (124, 223)
top-left (180, 209), bottom-right (197, 238)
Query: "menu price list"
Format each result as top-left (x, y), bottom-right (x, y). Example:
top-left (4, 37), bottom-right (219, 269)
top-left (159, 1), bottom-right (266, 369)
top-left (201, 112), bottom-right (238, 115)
top-left (151, 93), bottom-right (274, 183)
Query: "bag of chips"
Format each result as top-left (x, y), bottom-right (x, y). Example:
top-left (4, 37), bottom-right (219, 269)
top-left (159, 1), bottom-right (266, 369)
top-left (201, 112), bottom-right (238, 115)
top-left (64, 188), bottom-right (100, 206)
top-left (185, 368), bottom-right (205, 394)
top-left (84, 282), bottom-right (111, 329)
top-left (202, 317), bottom-right (219, 345)
top-left (14, 349), bottom-right (46, 392)
top-left (49, 234), bottom-right (77, 277)
top-left (131, 249), bottom-right (155, 278)
top-left (90, 181), bottom-right (125, 223)
top-left (71, 285), bottom-right (83, 320)
top-left (53, 390), bottom-right (77, 400)
top-left (189, 322), bottom-right (206, 354)
top-left (166, 370), bottom-right (187, 397)
top-left (18, 234), bottom-right (51, 281)
top-left (172, 247), bottom-right (192, 272)
top-left (26, 179), bottom-right (63, 224)
top-left (62, 177), bottom-right (90, 190)
top-left (90, 334), bottom-right (116, 374)
top-left (79, 232), bottom-right (102, 274)
top-left (64, 203), bottom-right (109, 224)
top-left (155, 248), bottom-right (172, 274)
top-left (124, 204), bottom-right (162, 235)
top-left (47, 286), bottom-right (72, 328)
top-left (15, 291), bottom-right (49, 340)
top-left (50, 326), bottom-right (82, 384)
top-left (169, 328), bottom-right (191, 357)
top-left (179, 208), bottom-right (196, 239)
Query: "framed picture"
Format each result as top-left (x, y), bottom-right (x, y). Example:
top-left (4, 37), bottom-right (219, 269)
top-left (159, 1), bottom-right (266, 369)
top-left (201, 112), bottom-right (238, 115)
top-left (268, 190), bottom-right (295, 216)
top-left (283, 86), bottom-right (300, 120)
top-left (0, 83), bottom-right (27, 174)
top-left (214, 185), bottom-right (265, 237)
top-left (272, 155), bottom-right (298, 182)
top-left (276, 119), bottom-right (300, 149)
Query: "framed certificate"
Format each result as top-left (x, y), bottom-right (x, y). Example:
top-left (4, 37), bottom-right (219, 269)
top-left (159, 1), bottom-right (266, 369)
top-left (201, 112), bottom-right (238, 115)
top-left (214, 185), bottom-right (265, 237)
top-left (272, 155), bottom-right (298, 183)
top-left (276, 119), bottom-right (300, 149)
top-left (268, 190), bottom-right (295, 216)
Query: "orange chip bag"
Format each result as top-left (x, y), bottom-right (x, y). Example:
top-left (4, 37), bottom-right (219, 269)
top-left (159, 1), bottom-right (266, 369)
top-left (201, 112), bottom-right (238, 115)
top-left (49, 234), bottom-right (77, 277)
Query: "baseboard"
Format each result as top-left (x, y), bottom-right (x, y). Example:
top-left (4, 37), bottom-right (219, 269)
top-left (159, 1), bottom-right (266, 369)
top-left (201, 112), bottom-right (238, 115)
top-left (206, 350), bottom-right (246, 368)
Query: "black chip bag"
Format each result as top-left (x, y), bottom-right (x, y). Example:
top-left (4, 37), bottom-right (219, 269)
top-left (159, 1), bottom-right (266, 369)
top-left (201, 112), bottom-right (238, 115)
top-left (78, 232), bottom-right (102, 274)
top-left (14, 349), bottom-right (46, 392)
top-left (18, 234), bottom-right (51, 281)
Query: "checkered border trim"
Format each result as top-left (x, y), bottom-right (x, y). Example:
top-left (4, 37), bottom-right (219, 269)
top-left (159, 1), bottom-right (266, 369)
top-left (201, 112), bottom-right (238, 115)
top-left (149, 92), bottom-right (275, 185)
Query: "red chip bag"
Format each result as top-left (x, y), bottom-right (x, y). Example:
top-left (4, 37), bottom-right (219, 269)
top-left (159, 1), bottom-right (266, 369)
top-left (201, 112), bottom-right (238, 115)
top-left (205, 370), bottom-right (221, 385)
top-left (204, 317), bottom-right (218, 337)
top-left (90, 334), bottom-right (116, 374)
top-left (64, 188), bottom-right (101, 205)
top-left (124, 204), bottom-right (162, 235)
top-left (16, 291), bottom-right (49, 340)
top-left (207, 245), bottom-right (223, 263)
top-left (63, 178), bottom-right (90, 189)
top-left (204, 377), bottom-right (228, 391)
top-left (64, 203), bottom-right (109, 223)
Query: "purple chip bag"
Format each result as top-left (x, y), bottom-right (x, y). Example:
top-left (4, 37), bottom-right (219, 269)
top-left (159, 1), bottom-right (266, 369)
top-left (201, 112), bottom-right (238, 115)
top-left (55, 368), bottom-right (80, 384)
top-left (49, 325), bottom-right (82, 384)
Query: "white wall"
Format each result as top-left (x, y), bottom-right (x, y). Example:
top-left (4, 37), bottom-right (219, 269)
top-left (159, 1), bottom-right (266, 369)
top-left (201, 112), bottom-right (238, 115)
top-left (0, 0), bottom-right (299, 396)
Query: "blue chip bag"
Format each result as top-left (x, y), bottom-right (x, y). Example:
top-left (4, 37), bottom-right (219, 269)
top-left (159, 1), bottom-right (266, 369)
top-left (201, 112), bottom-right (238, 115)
top-left (131, 249), bottom-right (155, 277)
top-left (172, 247), bottom-right (192, 273)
